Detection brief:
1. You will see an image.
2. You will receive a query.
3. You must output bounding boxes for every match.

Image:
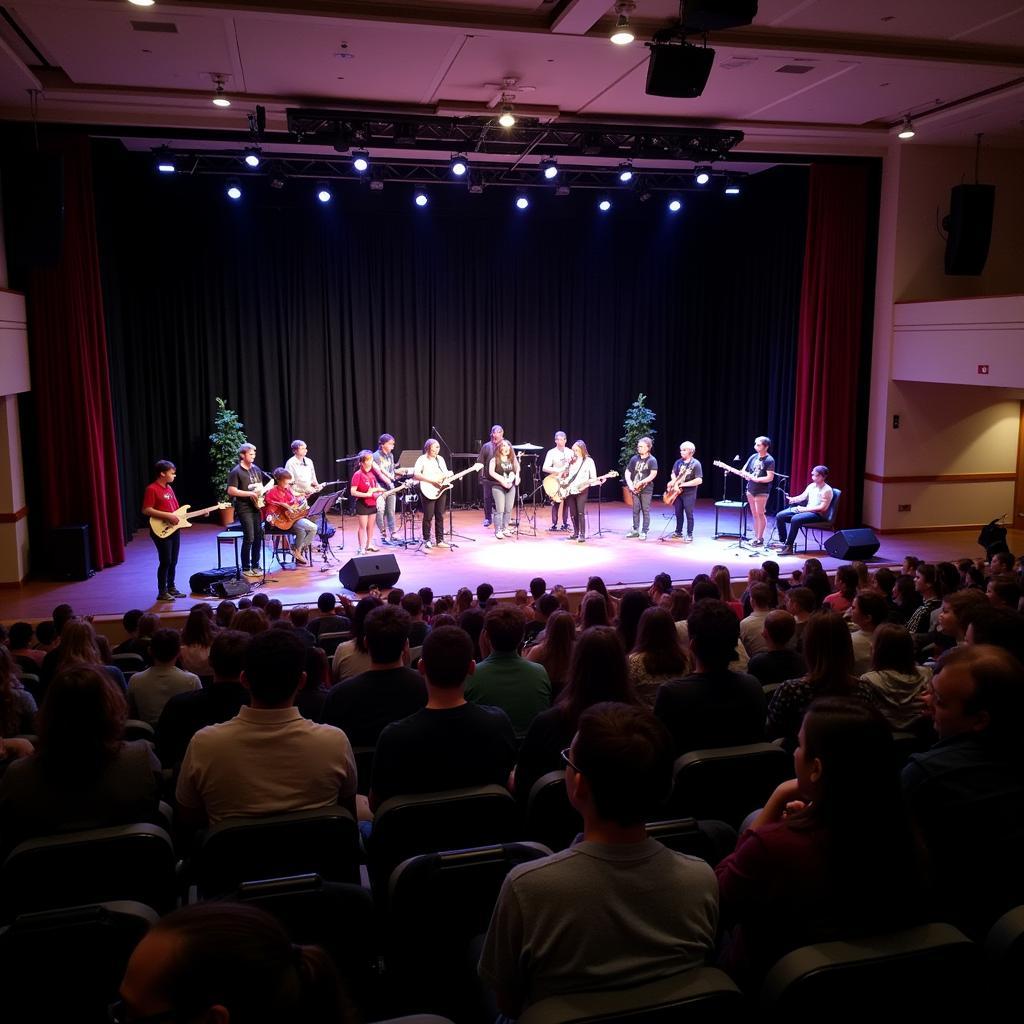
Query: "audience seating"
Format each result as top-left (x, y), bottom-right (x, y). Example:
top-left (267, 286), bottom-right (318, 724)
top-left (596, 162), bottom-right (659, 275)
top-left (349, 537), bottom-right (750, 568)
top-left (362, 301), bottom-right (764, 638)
top-left (123, 718), bottom-right (156, 743)
top-left (368, 785), bottom-right (520, 898)
top-left (353, 745), bottom-right (376, 796)
top-left (669, 743), bottom-right (793, 829)
top-left (15, 672), bottom-right (41, 700)
top-left (525, 771), bottom-right (582, 852)
top-left (985, 904), bottom-right (1024, 999)
top-left (317, 631), bottom-right (350, 656)
top-left (235, 872), bottom-right (381, 1016)
top-left (187, 806), bottom-right (362, 898)
top-left (0, 823), bottom-right (177, 920)
top-left (387, 842), bottom-right (551, 1020)
top-left (645, 818), bottom-right (738, 867)
top-left (760, 922), bottom-right (980, 1012)
top-left (0, 900), bottom-right (157, 1022)
top-left (517, 966), bottom-right (742, 1022)
top-left (111, 652), bottom-right (145, 672)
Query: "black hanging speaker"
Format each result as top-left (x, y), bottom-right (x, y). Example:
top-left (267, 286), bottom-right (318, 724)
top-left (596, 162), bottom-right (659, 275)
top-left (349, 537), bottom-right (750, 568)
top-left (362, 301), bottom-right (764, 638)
top-left (682, 0), bottom-right (758, 32)
top-left (944, 184), bottom-right (995, 275)
top-left (339, 554), bottom-right (401, 591)
top-left (824, 528), bottom-right (881, 561)
top-left (645, 42), bottom-right (716, 98)
top-left (51, 524), bottom-right (93, 580)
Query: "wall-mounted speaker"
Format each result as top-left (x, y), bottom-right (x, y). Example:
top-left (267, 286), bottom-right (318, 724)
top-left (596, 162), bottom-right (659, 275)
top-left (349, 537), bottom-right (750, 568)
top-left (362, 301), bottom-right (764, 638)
top-left (645, 43), bottom-right (715, 98)
top-left (824, 528), bottom-right (881, 561)
top-left (339, 553), bottom-right (401, 591)
top-left (944, 184), bottom-right (995, 276)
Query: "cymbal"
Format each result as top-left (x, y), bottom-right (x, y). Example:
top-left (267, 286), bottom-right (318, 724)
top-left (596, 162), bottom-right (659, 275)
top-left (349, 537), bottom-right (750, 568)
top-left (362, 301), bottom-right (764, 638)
top-left (512, 442), bottom-right (543, 451)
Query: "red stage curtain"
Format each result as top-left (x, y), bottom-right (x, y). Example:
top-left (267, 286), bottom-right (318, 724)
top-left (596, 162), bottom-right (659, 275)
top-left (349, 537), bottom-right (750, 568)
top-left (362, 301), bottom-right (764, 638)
top-left (27, 136), bottom-right (125, 568)
top-left (789, 164), bottom-right (869, 529)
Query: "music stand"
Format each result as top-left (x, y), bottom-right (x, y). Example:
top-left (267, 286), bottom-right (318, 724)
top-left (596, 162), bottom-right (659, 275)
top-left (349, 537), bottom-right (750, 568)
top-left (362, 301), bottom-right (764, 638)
top-left (309, 489), bottom-right (344, 568)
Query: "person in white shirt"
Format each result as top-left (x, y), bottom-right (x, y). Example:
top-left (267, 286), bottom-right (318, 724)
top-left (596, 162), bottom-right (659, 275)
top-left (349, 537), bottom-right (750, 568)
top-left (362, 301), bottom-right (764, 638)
top-left (284, 440), bottom-right (321, 499)
top-left (562, 440), bottom-right (597, 544)
top-left (412, 439), bottom-right (451, 550)
top-left (776, 465), bottom-right (833, 556)
top-left (848, 589), bottom-right (890, 675)
top-left (542, 431), bottom-right (574, 532)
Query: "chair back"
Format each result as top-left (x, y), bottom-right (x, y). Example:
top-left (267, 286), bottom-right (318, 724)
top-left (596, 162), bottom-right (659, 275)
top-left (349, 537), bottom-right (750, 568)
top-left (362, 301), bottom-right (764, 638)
top-left (525, 770), bottom-right (582, 852)
top-left (111, 652), bottom-right (145, 671)
top-left (191, 806), bottom-right (361, 897)
top-left (317, 631), bottom-right (350, 656)
top-left (823, 486), bottom-right (841, 524)
top-left (352, 745), bottom-right (375, 795)
top-left (123, 718), bottom-right (156, 743)
top-left (669, 743), bottom-right (792, 829)
top-left (645, 818), bottom-right (738, 867)
top-left (518, 966), bottom-right (742, 1022)
top-left (15, 672), bottom-right (40, 699)
top-left (987, 905), bottom-right (1024, 1005)
top-left (1, 823), bottom-right (177, 919)
top-left (760, 923), bottom-right (980, 1012)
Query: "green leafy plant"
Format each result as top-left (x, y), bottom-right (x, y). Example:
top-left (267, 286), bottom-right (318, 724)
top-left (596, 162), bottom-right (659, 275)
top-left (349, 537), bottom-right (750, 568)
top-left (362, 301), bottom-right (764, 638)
top-left (619, 392), bottom-right (657, 470)
top-left (209, 397), bottom-right (247, 499)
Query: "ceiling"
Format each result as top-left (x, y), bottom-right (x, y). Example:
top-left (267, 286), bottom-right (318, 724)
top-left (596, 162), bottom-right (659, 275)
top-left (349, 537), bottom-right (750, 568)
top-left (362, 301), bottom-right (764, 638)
top-left (1, 0), bottom-right (1022, 170)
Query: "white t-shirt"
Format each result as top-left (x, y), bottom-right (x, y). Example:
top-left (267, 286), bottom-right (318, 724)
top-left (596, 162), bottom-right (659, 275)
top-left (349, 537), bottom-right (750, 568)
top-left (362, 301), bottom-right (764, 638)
top-left (414, 454), bottom-right (449, 496)
top-left (543, 445), bottom-right (574, 475)
top-left (285, 455), bottom-right (318, 497)
top-left (567, 457), bottom-right (597, 494)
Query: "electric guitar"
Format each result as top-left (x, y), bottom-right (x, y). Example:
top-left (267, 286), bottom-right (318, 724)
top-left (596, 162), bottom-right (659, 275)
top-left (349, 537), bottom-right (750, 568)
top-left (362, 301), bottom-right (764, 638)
top-left (149, 502), bottom-right (230, 539)
top-left (713, 459), bottom-right (756, 482)
top-left (546, 470), bottom-right (619, 503)
top-left (419, 462), bottom-right (484, 501)
top-left (374, 479), bottom-right (412, 511)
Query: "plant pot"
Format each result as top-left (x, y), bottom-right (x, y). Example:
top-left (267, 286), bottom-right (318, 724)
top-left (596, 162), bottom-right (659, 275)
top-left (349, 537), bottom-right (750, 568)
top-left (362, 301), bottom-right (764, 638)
top-left (217, 506), bottom-right (234, 528)
top-left (622, 486), bottom-right (633, 506)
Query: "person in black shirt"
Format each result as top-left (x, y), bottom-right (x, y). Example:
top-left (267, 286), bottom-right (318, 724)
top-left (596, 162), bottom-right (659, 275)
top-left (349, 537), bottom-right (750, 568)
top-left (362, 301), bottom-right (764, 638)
top-left (624, 437), bottom-right (658, 540)
top-left (226, 443), bottom-right (268, 577)
top-left (747, 610), bottom-right (807, 688)
top-left (478, 424), bottom-right (504, 528)
top-left (740, 435), bottom-right (775, 550)
top-left (668, 441), bottom-right (703, 541)
top-left (370, 625), bottom-right (516, 809)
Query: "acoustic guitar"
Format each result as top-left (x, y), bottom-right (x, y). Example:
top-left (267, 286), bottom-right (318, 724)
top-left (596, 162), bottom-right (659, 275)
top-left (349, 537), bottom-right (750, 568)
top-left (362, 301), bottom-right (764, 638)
top-left (419, 462), bottom-right (484, 500)
top-left (149, 502), bottom-right (230, 539)
top-left (544, 470), bottom-right (619, 503)
top-left (265, 500), bottom-right (311, 531)
top-left (663, 463), bottom-right (697, 506)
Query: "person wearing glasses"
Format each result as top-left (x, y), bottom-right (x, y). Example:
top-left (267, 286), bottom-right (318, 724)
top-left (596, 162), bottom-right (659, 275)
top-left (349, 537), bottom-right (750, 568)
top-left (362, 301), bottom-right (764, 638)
top-left (478, 702), bottom-right (718, 1018)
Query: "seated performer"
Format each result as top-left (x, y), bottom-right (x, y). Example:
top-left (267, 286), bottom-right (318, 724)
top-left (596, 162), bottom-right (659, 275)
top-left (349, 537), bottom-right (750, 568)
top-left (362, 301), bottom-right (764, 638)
top-left (141, 460), bottom-right (186, 602)
top-left (741, 436), bottom-right (776, 550)
top-left (372, 433), bottom-right (399, 545)
top-left (350, 450), bottom-right (383, 555)
top-left (776, 465), bottom-right (833, 555)
top-left (563, 440), bottom-right (598, 544)
top-left (543, 430), bottom-right (573, 531)
top-left (625, 437), bottom-right (658, 540)
top-left (488, 438), bottom-right (521, 540)
top-left (283, 439), bottom-right (322, 499)
top-left (264, 468), bottom-right (317, 565)
top-left (668, 441), bottom-right (703, 542)
top-left (413, 439), bottom-right (451, 550)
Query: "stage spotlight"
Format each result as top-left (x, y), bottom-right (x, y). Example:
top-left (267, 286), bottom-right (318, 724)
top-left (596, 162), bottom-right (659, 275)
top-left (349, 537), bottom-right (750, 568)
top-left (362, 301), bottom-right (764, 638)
top-left (694, 167), bottom-right (710, 185)
top-left (316, 182), bottom-right (332, 203)
top-left (515, 194), bottom-right (529, 210)
top-left (540, 158), bottom-right (558, 180)
top-left (598, 197), bottom-right (612, 212)
top-left (414, 191), bottom-right (429, 207)
top-left (498, 102), bottom-right (516, 128)
top-left (129, 0), bottom-right (155, 7)
top-left (897, 115), bottom-right (916, 140)
top-left (618, 162), bottom-right (634, 183)
top-left (226, 179), bottom-right (242, 200)
top-left (352, 150), bottom-right (370, 173)
top-left (610, 1), bottom-right (636, 45)
top-left (724, 181), bottom-right (741, 196)
top-left (211, 78), bottom-right (230, 108)
top-left (668, 197), bottom-right (682, 212)
top-left (154, 147), bottom-right (176, 174)
top-left (243, 146), bottom-right (261, 168)
top-left (450, 155), bottom-right (469, 177)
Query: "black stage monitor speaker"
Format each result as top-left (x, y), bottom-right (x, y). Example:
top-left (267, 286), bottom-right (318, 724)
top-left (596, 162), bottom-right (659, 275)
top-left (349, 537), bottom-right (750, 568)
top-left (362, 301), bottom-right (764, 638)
top-left (682, 0), bottom-right (758, 32)
top-left (190, 567), bottom-right (249, 597)
top-left (339, 553), bottom-right (401, 591)
top-left (824, 528), bottom-right (881, 561)
top-left (944, 184), bottom-right (995, 276)
top-left (646, 42), bottom-right (715, 98)
top-left (51, 524), bottom-right (93, 580)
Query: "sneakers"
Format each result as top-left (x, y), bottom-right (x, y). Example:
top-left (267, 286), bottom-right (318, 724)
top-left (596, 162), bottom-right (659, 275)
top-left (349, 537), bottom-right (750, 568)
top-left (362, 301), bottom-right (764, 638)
top-left (566, 534), bottom-right (579, 541)
top-left (625, 530), bottom-right (640, 539)
top-left (424, 541), bottom-right (434, 550)
top-left (548, 524), bottom-right (559, 532)
top-left (560, 523), bottom-right (571, 532)
top-left (685, 536), bottom-right (694, 544)
top-left (366, 545), bottom-right (379, 553)
top-left (779, 545), bottom-right (795, 556)
top-left (496, 531), bottom-right (505, 539)
top-left (482, 519), bottom-right (492, 528)
top-left (577, 537), bottom-right (586, 544)
top-left (243, 568), bottom-right (262, 578)
top-left (639, 532), bottom-right (647, 541)
top-left (436, 540), bottom-right (450, 549)
top-left (673, 532), bottom-right (683, 538)
top-left (157, 592), bottom-right (174, 602)
top-left (169, 587), bottom-right (187, 598)
top-left (379, 537), bottom-right (391, 546)
top-left (355, 548), bottom-right (365, 556)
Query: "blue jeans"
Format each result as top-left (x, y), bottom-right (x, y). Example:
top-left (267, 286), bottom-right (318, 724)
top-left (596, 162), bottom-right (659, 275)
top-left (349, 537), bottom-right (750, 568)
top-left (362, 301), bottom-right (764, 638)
top-left (375, 491), bottom-right (396, 536)
top-left (492, 485), bottom-right (517, 533)
top-left (776, 508), bottom-right (823, 546)
top-left (632, 488), bottom-right (653, 532)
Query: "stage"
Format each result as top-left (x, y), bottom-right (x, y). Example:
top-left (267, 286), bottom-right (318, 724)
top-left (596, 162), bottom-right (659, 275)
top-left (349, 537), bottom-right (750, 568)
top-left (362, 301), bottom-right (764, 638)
top-left (3, 499), bottom-right (1016, 624)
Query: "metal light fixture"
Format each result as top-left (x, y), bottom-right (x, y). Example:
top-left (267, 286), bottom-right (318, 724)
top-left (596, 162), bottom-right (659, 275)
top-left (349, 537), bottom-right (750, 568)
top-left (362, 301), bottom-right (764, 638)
top-left (154, 146), bottom-right (176, 174)
top-left (694, 167), bottom-right (710, 186)
top-left (897, 115), bottom-right (916, 140)
top-left (610, 1), bottom-right (636, 45)
top-left (618, 162), bottom-right (634, 183)
top-left (352, 150), bottom-right (370, 173)
top-left (211, 76), bottom-right (231, 108)
top-left (316, 182), bottom-right (332, 203)
top-left (498, 100), bottom-right (516, 128)
top-left (540, 158), bottom-right (558, 180)
top-left (449, 155), bottom-right (469, 177)
top-left (243, 145), bottom-right (261, 168)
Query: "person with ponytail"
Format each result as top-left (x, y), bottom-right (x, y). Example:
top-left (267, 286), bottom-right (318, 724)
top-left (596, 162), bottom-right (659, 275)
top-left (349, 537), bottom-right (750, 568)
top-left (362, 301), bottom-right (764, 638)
top-left (115, 902), bottom-right (354, 1023)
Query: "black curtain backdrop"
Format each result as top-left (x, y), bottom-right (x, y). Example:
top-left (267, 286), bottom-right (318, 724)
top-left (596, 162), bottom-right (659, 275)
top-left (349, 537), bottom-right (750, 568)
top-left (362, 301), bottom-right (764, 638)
top-left (94, 146), bottom-right (808, 539)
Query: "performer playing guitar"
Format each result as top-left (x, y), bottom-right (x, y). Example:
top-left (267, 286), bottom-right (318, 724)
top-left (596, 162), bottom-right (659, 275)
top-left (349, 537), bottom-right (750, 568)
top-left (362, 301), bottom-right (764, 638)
top-left (264, 467), bottom-right (318, 565)
top-left (413, 438), bottom-right (453, 550)
top-left (141, 459), bottom-right (187, 603)
top-left (227, 443), bottom-right (272, 578)
top-left (625, 437), bottom-right (658, 540)
top-left (664, 441), bottom-right (703, 541)
top-left (351, 450), bottom-right (385, 554)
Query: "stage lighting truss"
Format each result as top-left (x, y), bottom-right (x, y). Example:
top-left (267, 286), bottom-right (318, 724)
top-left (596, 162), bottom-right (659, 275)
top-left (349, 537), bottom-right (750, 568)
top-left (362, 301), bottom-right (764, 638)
top-left (540, 158), bottom-right (558, 180)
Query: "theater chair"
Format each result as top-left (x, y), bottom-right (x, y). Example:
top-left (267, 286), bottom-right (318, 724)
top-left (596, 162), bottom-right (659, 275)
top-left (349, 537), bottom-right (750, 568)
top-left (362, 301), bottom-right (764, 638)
top-left (518, 967), bottom-right (742, 1022)
top-left (645, 818), bottom-right (737, 867)
top-left (525, 771), bottom-right (582, 852)
top-left (1, 823), bottom-right (177, 920)
top-left (760, 923), bottom-right (980, 1012)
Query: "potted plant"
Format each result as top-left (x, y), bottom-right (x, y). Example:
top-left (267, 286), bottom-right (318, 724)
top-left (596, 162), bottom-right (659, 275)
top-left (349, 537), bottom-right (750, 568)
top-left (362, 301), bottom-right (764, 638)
top-left (618, 392), bottom-right (657, 504)
top-left (209, 397), bottom-right (247, 526)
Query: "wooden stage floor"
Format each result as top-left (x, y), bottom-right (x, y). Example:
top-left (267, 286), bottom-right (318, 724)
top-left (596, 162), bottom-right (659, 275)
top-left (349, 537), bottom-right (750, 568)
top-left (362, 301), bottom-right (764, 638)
top-left (2, 500), bottom-right (1019, 623)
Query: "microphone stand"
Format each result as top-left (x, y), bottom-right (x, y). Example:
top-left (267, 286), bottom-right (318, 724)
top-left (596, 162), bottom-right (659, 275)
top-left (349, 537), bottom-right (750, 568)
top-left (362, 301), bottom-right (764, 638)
top-left (431, 425), bottom-right (475, 545)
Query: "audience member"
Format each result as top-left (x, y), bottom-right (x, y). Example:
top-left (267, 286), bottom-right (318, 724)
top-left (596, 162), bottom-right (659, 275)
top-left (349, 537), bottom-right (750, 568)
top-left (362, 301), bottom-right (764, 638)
top-left (579, 590), bottom-right (611, 630)
top-left (455, 588), bottom-right (474, 617)
top-left (459, 607), bottom-right (486, 661)
top-left (8, 621), bottom-right (44, 667)
top-left (322, 605), bottom-right (426, 747)
top-left (176, 629), bottom-right (356, 829)
top-left (525, 592), bottom-right (559, 645)
top-left (33, 619), bottom-right (58, 653)
top-left (654, 600), bottom-right (766, 755)
top-left (476, 582), bottom-right (494, 607)
top-left (230, 608), bottom-right (270, 635)
top-left (585, 576), bottom-right (618, 620)
top-left (859, 623), bottom-right (931, 731)
top-left (287, 606), bottom-right (316, 647)
top-left (178, 605), bottom-right (215, 676)
top-left (265, 598), bottom-right (284, 622)
top-left (740, 583), bottom-right (773, 656)
top-left (628, 606), bottom-right (690, 708)
top-left (891, 572), bottom-right (922, 625)
top-left (128, 629), bottom-right (202, 727)
top-left (711, 566), bottom-right (743, 618)
top-left (308, 592), bottom-right (352, 639)
top-left (0, 667), bottom-right (161, 852)
top-left (399, 592), bottom-right (430, 646)
top-left (112, 609), bottom-right (146, 658)
top-left (214, 600), bottom-right (237, 629)
top-left (466, 606), bottom-right (552, 737)
top-left (525, 610), bottom-right (576, 695)
top-left (822, 565), bottom-right (858, 614)
top-left (479, 702), bottom-right (717, 1017)
top-left (716, 697), bottom-right (920, 989)
top-left (116, 902), bottom-right (354, 1024)
top-left (0, 647), bottom-right (36, 736)
top-left (747, 610), bottom-right (806, 689)
top-left (848, 589), bottom-right (890, 675)
top-left (934, 588), bottom-right (989, 654)
top-left (156, 630), bottom-right (251, 768)
top-left (40, 619), bottom-right (127, 697)
top-left (616, 589), bottom-right (652, 655)
top-left (965, 605), bottom-right (1024, 663)
top-left (386, 588), bottom-right (405, 607)
top-left (987, 574), bottom-right (1022, 610)
top-left (331, 596), bottom-right (382, 681)
top-left (369, 626), bottom-right (516, 809)
top-left (783, 587), bottom-right (816, 651)
top-left (906, 564), bottom-right (941, 637)
top-left (800, 559), bottom-right (831, 608)
top-left (765, 612), bottom-right (876, 750)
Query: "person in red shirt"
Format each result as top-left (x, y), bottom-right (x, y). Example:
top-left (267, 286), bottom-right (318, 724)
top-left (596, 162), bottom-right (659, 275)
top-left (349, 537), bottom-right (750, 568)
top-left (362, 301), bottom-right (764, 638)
top-left (141, 460), bottom-right (185, 603)
top-left (263, 468), bottom-right (317, 566)
top-left (350, 450), bottom-right (383, 555)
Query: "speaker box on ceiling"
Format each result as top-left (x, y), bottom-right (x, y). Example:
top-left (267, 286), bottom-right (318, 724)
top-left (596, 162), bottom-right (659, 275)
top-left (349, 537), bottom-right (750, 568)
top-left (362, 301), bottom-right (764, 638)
top-left (682, 0), bottom-right (759, 32)
top-left (339, 553), bottom-right (401, 591)
top-left (645, 43), bottom-right (716, 99)
top-left (944, 184), bottom-right (995, 276)
top-left (824, 528), bottom-right (881, 562)
top-left (51, 524), bottom-right (93, 581)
